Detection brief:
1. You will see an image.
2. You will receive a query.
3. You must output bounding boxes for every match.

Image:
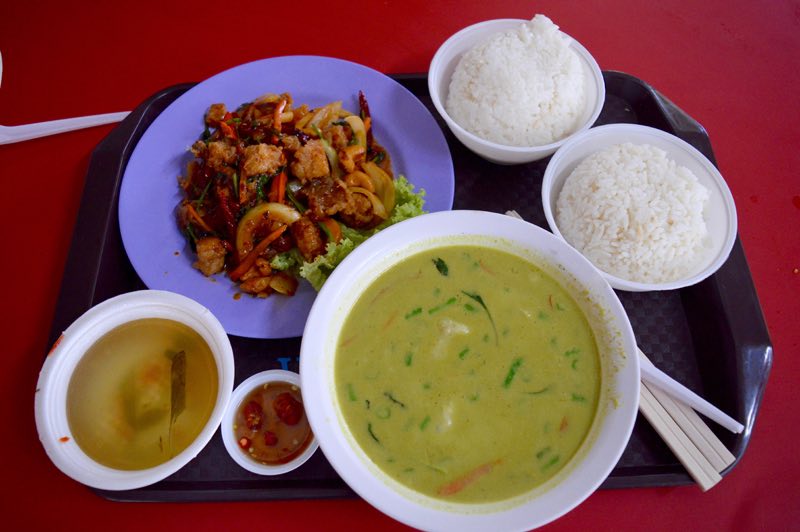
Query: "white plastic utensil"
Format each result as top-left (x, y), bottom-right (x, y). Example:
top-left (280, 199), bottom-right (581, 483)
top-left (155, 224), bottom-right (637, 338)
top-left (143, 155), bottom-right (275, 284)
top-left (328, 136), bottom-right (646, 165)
top-left (637, 348), bottom-right (738, 491)
top-left (638, 349), bottom-right (744, 434)
top-left (0, 111), bottom-right (130, 145)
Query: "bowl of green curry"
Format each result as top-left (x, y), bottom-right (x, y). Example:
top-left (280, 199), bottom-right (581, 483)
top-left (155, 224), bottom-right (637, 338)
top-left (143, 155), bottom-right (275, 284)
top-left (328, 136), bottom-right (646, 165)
top-left (300, 210), bottom-right (639, 531)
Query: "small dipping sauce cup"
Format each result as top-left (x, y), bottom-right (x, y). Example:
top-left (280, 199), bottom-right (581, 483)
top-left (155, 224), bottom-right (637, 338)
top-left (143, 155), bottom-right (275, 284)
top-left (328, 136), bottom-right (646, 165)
top-left (222, 370), bottom-right (318, 475)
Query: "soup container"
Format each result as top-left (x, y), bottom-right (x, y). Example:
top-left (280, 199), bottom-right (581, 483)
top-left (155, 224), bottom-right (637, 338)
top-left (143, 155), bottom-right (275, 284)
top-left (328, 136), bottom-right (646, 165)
top-left (222, 370), bottom-right (318, 475)
top-left (541, 123), bottom-right (738, 291)
top-left (428, 18), bottom-right (605, 164)
top-left (301, 210), bottom-right (639, 531)
top-left (35, 290), bottom-right (235, 491)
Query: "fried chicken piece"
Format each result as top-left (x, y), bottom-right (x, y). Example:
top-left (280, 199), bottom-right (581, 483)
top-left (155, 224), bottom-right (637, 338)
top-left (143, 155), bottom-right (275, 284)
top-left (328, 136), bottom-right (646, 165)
top-left (206, 141), bottom-right (237, 172)
top-left (290, 139), bottom-right (329, 182)
top-left (243, 144), bottom-right (284, 177)
top-left (338, 192), bottom-right (381, 229)
top-left (290, 215), bottom-right (326, 261)
top-left (205, 103), bottom-right (227, 126)
top-left (298, 177), bottom-right (351, 220)
top-left (280, 134), bottom-right (301, 152)
top-left (193, 236), bottom-right (226, 276)
top-left (239, 275), bottom-right (273, 295)
top-left (327, 124), bottom-right (349, 151)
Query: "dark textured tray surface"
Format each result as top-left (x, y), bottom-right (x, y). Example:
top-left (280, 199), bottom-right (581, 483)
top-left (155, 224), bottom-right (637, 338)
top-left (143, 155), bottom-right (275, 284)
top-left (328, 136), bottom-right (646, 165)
top-left (50, 72), bottom-right (771, 502)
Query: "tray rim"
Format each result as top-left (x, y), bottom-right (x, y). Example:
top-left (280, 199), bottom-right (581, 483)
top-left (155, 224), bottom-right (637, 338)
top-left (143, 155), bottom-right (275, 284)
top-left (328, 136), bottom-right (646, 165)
top-left (46, 71), bottom-right (773, 502)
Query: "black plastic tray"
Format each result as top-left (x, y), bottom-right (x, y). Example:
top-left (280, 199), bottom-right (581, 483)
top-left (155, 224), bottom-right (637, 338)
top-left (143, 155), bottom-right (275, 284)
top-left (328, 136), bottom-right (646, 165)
top-left (48, 72), bottom-right (772, 502)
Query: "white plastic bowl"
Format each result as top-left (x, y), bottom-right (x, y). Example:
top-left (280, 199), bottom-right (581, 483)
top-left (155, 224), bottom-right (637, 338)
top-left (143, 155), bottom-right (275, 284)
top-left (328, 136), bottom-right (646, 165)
top-left (541, 123), bottom-right (738, 292)
top-left (221, 370), bottom-right (318, 475)
top-left (34, 290), bottom-right (235, 490)
top-left (428, 18), bottom-right (605, 165)
top-left (300, 210), bottom-right (639, 532)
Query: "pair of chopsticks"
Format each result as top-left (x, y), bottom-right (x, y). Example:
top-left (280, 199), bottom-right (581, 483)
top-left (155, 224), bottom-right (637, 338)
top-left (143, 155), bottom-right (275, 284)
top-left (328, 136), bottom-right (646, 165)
top-left (503, 210), bottom-right (741, 490)
top-left (638, 348), bottom-right (737, 491)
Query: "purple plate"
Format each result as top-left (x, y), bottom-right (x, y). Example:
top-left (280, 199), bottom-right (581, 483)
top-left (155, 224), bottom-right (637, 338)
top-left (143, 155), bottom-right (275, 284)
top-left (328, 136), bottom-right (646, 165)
top-left (119, 56), bottom-right (455, 339)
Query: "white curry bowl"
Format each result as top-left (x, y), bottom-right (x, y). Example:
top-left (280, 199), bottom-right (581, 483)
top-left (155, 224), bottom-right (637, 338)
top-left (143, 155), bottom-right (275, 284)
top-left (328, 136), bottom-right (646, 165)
top-left (428, 18), bottom-right (605, 165)
top-left (541, 123), bottom-right (738, 292)
top-left (35, 290), bottom-right (235, 490)
top-left (300, 210), bottom-right (639, 531)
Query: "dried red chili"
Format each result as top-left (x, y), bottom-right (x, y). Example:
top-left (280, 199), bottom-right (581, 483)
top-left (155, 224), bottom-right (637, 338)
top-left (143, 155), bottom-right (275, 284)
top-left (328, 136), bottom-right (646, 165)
top-left (273, 392), bottom-right (303, 426)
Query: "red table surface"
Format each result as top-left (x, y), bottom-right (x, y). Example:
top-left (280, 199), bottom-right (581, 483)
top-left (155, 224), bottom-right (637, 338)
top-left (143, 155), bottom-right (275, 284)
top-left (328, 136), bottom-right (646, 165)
top-left (1, 1), bottom-right (797, 530)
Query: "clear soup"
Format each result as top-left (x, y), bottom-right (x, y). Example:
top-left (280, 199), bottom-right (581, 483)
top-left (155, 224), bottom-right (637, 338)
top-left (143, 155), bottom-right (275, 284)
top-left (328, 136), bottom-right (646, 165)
top-left (67, 318), bottom-right (218, 470)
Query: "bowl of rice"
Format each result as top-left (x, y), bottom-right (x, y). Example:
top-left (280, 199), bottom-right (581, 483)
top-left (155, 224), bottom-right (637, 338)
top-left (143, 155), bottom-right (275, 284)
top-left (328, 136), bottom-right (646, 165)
top-left (541, 123), bottom-right (738, 291)
top-left (428, 15), bottom-right (605, 165)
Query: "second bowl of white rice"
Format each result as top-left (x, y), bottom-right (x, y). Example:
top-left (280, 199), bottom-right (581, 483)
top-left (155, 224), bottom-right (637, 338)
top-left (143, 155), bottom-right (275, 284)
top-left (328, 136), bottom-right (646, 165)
top-left (541, 123), bottom-right (738, 291)
top-left (428, 16), bottom-right (605, 164)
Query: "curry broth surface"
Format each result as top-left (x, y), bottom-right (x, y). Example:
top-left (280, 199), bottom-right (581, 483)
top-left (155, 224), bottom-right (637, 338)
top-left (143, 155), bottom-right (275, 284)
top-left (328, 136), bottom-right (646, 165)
top-left (335, 246), bottom-right (600, 503)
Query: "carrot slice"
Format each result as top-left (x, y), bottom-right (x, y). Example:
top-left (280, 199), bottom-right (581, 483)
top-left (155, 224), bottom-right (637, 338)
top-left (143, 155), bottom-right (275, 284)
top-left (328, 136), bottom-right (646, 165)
top-left (185, 203), bottom-right (213, 233)
top-left (219, 120), bottom-right (237, 141)
top-left (319, 217), bottom-right (342, 243)
top-left (276, 171), bottom-right (287, 204)
top-left (268, 171), bottom-right (287, 204)
top-left (437, 459), bottom-right (501, 496)
top-left (229, 225), bottom-right (287, 281)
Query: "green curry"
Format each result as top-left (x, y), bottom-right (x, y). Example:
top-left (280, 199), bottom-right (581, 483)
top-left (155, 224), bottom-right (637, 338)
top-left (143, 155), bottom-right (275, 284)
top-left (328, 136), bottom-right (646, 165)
top-left (335, 245), bottom-right (600, 503)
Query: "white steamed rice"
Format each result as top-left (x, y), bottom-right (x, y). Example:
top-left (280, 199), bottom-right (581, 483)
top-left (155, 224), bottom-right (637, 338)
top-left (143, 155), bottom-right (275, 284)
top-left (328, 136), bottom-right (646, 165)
top-left (555, 142), bottom-right (710, 284)
top-left (446, 14), bottom-right (586, 147)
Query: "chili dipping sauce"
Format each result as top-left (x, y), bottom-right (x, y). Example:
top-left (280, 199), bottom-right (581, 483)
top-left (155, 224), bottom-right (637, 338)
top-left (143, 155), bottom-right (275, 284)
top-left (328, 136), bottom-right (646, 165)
top-left (233, 380), bottom-right (313, 465)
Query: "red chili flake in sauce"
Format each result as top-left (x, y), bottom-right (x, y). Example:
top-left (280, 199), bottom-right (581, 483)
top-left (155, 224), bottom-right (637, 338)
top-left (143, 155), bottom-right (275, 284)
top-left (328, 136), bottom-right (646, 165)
top-left (233, 381), bottom-right (313, 465)
top-left (242, 400), bottom-right (264, 431)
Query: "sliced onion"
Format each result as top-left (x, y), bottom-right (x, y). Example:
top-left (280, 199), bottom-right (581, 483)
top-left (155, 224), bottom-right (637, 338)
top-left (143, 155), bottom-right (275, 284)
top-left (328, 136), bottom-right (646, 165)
top-left (362, 161), bottom-right (395, 213)
top-left (350, 186), bottom-right (388, 219)
top-left (344, 115), bottom-right (367, 147)
top-left (264, 202), bottom-right (302, 225)
top-left (344, 171), bottom-right (374, 191)
top-left (236, 202), bottom-right (301, 257)
top-left (269, 272), bottom-right (299, 296)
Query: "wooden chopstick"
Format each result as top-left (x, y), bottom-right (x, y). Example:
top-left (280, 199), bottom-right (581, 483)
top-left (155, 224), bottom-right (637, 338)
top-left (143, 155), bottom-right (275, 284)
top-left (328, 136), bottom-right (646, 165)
top-left (638, 350), bottom-right (737, 473)
top-left (676, 397), bottom-right (737, 468)
top-left (639, 351), bottom-right (743, 433)
top-left (639, 382), bottom-right (722, 491)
